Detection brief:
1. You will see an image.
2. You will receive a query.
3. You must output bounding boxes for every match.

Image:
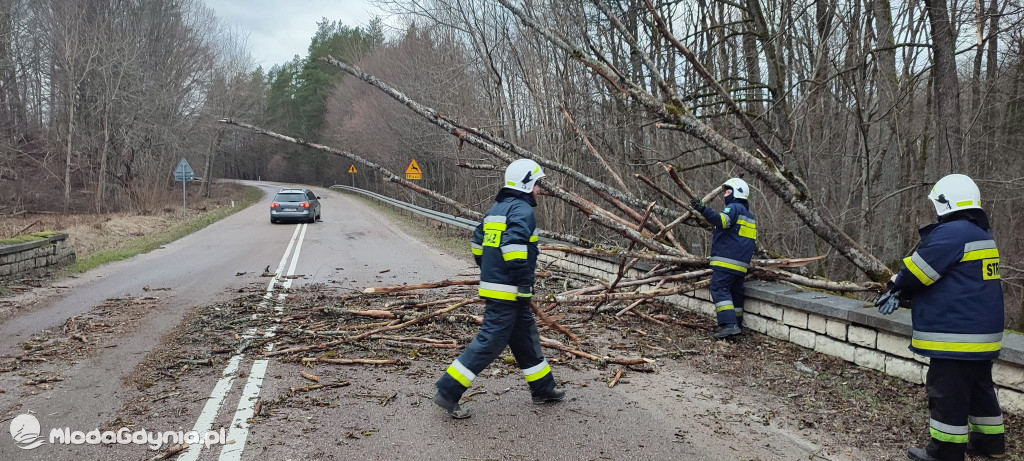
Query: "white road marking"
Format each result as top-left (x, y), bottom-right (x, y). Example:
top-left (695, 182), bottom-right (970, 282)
top-left (218, 223), bottom-right (308, 459)
top-left (277, 222), bottom-right (308, 309)
top-left (177, 356), bottom-right (242, 461)
top-left (218, 360), bottom-right (269, 461)
top-left (179, 223), bottom-right (308, 461)
top-left (262, 224), bottom-right (303, 305)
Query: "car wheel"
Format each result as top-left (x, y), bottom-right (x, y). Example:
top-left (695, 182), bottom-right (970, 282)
top-left (270, 218), bottom-right (276, 224)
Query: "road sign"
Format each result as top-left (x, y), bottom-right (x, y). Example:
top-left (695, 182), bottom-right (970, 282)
top-left (348, 165), bottom-right (358, 174)
top-left (172, 157), bottom-right (193, 220)
top-left (173, 157), bottom-right (195, 182)
top-left (405, 159), bottom-right (422, 180)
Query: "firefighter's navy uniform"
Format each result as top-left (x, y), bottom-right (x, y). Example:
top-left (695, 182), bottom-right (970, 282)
top-left (434, 187), bottom-right (556, 410)
top-left (890, 175), bottom-right (1005, 461)
top-left (701, 198), bottom-right (756, 329)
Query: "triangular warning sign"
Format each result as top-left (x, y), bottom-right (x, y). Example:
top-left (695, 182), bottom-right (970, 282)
top-left (348, 165), bottom-right (358, 174)
top-left (405, 159), bottom-right (422, 180)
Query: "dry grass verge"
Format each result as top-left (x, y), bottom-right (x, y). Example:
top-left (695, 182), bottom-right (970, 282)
top-left (0, 183), bottom-right (261, 279)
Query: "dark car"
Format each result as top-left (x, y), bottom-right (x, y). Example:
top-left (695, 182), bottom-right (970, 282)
top-left (270, 188), bottom-right (321, 224)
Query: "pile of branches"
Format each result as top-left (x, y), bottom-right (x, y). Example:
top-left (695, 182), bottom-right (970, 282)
top-left (219, 2), bottom-right (892, 297)
top-left (229, 281), bottom-right (670, 371)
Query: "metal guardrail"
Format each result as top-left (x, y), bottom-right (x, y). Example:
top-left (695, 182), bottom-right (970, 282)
top-left (328, 184), bottom-right (567, 245)
top-left (329, 185), bottom-right (478, 231)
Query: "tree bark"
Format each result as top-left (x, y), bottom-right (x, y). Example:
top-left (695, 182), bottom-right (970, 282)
top-left (923, 0), bottom-right (965, 170)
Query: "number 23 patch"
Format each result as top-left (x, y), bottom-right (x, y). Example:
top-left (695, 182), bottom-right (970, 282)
top-left (983, 258), bottom-right (1000, 280)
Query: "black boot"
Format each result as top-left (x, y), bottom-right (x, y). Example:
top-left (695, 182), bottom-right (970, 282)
top-left (532, 387), bottom-right (566, 404)
top-left (433, 392), bottom-right (471, 419)
top-left (907, 447), bottom-right (939, 461)
top-left (713, 324), bottom-right (741, 339)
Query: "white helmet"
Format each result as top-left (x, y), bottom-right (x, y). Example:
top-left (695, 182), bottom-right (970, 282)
top-left (723, 178), bottom-right (750, 200)
top-left (504, 159), bottom-right (546, 193)
top-left (928, 173), bottom-right (981, 216)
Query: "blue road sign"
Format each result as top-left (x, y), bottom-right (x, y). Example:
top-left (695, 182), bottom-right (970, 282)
top-left (174, 158), bottom-right (195, 182)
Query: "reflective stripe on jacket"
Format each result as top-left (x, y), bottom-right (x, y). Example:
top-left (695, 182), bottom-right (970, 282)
top-left (701, 202), bottom-right (756, 274)
top-left (470, 190), bottom-right (539, 301)
top-left (894, 217), bottom-right (1004, 360)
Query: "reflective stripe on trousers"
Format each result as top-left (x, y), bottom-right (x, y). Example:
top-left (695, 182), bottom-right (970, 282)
top-left (522, 358), bottom-right (551, 382)
top-left (445, 359), bottom-right (476, 388)
top-left (930, 418), bottom-right (969, 444)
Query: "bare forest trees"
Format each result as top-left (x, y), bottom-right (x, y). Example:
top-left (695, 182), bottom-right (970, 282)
top-left (7, 1), bottom-right (1023, 319)
top-left (0, 0), bottom-right (265, 214)
top-left (278, 0), bottom-right (1023, 317)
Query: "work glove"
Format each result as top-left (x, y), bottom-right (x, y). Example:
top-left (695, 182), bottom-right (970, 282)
top-left (874, 290), bottom-right (901, 315)
top-left (474, 255), bottom-right (482, 267)
top-left (690, 198), bottom-right (705, 213)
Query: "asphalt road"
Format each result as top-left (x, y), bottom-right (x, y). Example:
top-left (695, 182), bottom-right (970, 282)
top-left (0, 181), bottom-right (469, 460)
top-left (0, 181), bottom-right (872, 460)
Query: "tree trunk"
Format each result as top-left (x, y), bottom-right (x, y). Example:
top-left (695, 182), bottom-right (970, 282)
top-left (871, 0), bottom-right (907, 261)
top-left (202, 128), bottom-right (222, 198)
top-left (923, 0), bottom-right (964, 171)
top-left (95, 102), bottom-right (110, 213)
top-left (64, 84), bottom-right (74, 211)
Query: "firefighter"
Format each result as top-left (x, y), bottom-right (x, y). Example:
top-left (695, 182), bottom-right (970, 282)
top-left (433, 159), bottom-right (565, 419)
top-left (876, 174), bottom-right (1005, 461)
top-left (690, 178), bottom-right (757, 339)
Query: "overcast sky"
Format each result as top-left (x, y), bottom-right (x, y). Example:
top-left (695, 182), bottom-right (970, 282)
top-left (204, 0), bottom-right (385, 69)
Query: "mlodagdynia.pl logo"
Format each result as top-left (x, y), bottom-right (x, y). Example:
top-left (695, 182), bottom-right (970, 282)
top-left (8, 413), bottom-right (225, 451)
top-left (10, 414), bottom-right (44, 449)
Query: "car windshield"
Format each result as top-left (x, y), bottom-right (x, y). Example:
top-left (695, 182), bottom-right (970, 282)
top-left (274, 193), bottom-right (306, 202)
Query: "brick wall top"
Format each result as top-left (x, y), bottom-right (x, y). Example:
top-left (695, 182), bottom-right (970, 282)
top-left (0, 233), bottom-right (69, 257)
top-left (744, 280), bottom-right (1024, 366)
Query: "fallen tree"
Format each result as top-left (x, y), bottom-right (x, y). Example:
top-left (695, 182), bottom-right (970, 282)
top-left (492, 0), bottom-right (892, 282)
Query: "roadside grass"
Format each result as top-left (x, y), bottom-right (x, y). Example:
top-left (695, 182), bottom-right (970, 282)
top-left (62, 185), bottom-right (262, 275)
top-left (347, 193), bottom-right (472, 261)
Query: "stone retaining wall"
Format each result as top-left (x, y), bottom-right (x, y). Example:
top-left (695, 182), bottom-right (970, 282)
top-left (0, 233), bottom-right (75, 280)
top-left (539, 252), bottom-right (1024, 414)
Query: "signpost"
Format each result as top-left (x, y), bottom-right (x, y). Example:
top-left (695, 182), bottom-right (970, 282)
top-left (348, 164), bottom-right (357, 187)
top-left (173, 158), bottom-right (194, 220)
top-left (405, 159), bottom-right (422, 180)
